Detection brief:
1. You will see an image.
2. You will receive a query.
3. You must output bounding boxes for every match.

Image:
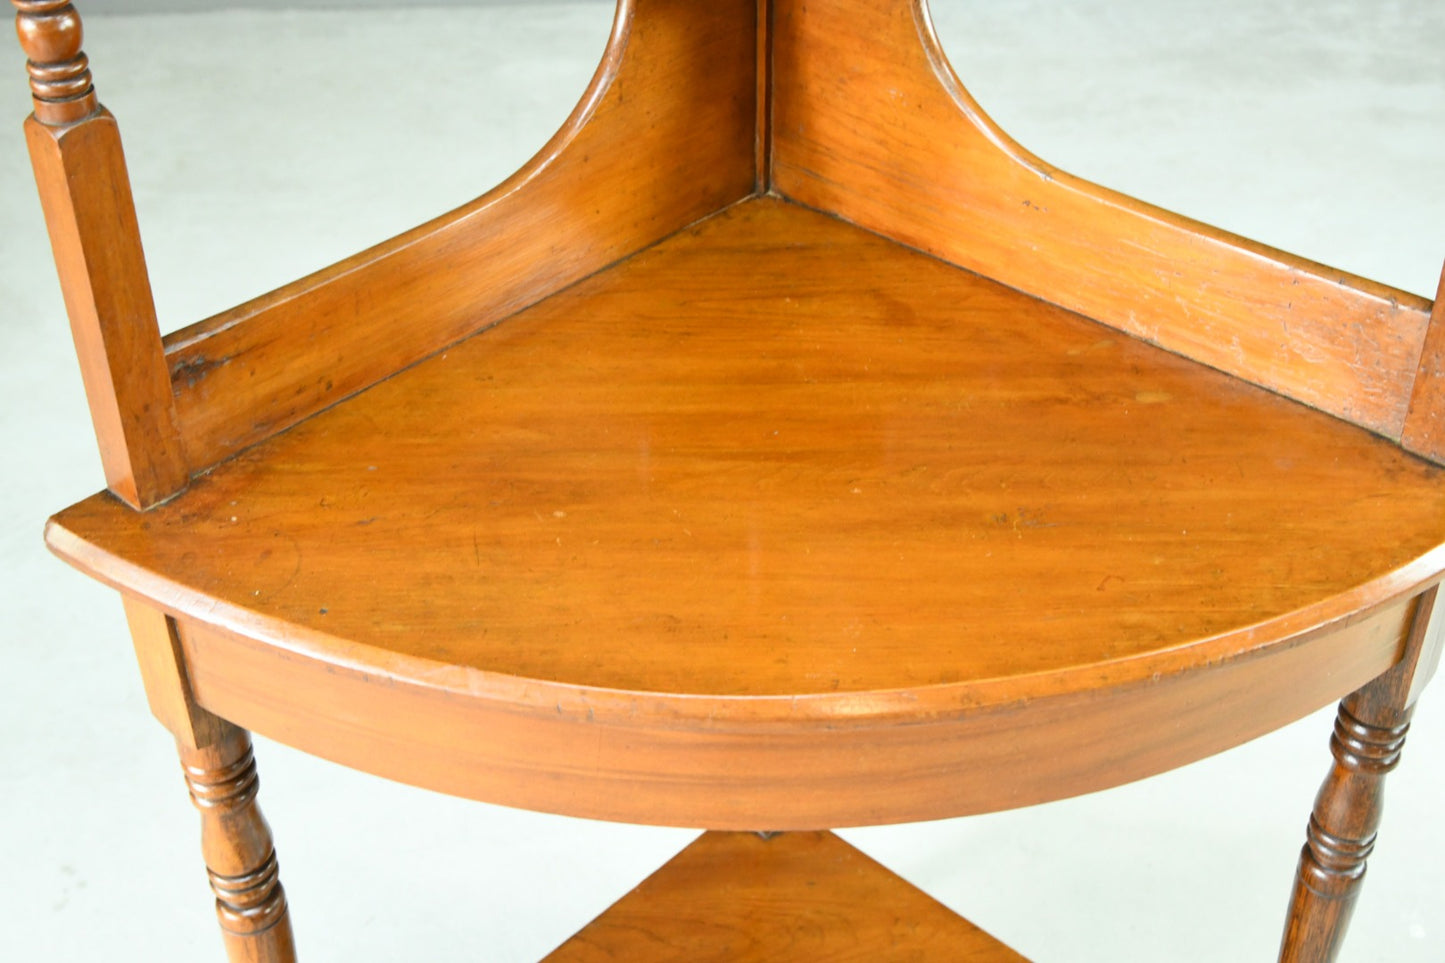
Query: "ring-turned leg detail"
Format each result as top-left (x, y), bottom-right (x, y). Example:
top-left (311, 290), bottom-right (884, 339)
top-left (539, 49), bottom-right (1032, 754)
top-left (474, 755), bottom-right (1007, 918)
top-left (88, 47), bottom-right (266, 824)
top-left (180, 723), bottom-right (297, 963)
top-left (1280, 585), bottom-right (1442, 962)
top-left (1278, 694), bottom-right (1413, 962)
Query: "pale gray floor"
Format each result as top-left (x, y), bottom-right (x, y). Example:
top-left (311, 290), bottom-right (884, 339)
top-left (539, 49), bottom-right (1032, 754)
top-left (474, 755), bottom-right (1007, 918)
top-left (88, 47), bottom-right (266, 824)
top-left (2, 2), bottom-right (1442, 960)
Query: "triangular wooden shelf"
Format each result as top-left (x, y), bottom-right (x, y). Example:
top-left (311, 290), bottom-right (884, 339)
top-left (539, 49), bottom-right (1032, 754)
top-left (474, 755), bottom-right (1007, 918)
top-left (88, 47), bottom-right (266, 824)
top-left (544, 831), bottom-right (1029, 962)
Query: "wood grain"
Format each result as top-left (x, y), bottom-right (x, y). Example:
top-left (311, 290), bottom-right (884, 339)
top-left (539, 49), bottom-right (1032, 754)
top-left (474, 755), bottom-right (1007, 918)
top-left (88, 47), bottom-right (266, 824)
top-left (544, 831), bottom-right (1029, 961)
top-left (19, 4), bottom-right (1445, 957)
top-left (46, 199), bottom-right (1445, 827)
top-left (770, 0), bottom-right (1434, 440)
top-left (23, 108), bottom-right (190, 508)
top-left (122, 597), bottom-right (224, 751)
top-left (1400, 264), bottom-right (1445, 461)
top-left (162, 0), bottom-right (758, 472)
top-left (754, 0), bottom-right (774, 191)
top-left (148, 600), bottom-right (1409, 830)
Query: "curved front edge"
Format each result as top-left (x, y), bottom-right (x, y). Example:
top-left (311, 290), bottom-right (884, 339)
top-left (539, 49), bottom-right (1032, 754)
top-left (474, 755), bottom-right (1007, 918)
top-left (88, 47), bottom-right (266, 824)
top-left (769, 0), bottom-right (1432, 440)
top-left (164, 0), bottom-right (760, 471)
top-left (171, 597), bottom-right (1418, 831)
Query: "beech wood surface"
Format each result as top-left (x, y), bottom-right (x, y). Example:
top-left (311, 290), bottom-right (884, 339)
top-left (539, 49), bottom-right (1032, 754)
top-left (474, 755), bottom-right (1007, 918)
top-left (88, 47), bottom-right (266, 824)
top-left (770, 0), bottom-right (1435, 441)
top-left (47, 199), bottom-right (1445, 826)
top-left (544, 831), bottom-right (1028, 962)
top-left (161, 0), bottom-right (758, 473)
top-left (17, 0), bottom-right (189, 508)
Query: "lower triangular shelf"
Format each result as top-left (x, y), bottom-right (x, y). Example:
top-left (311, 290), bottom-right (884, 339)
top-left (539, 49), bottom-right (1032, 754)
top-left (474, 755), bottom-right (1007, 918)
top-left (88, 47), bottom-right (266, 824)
top-left (544, 830), bottom-right (1029, 961)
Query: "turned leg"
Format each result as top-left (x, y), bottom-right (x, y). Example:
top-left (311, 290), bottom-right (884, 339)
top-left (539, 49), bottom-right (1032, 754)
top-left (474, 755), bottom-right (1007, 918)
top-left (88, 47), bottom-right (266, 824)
top-left (1278, 694), bottom-right (1410, 962)
top-left (118, 599), bottom-right (297, 960)
top-left (180, 722), bottom-right (297, 963)
top-left (1279, 589), bottom-right (1443, 962)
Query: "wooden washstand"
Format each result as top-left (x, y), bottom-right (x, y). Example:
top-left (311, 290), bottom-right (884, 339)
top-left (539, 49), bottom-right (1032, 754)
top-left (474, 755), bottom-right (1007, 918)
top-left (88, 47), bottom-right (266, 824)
top-left (14, 1), bottom-right (1445, 959)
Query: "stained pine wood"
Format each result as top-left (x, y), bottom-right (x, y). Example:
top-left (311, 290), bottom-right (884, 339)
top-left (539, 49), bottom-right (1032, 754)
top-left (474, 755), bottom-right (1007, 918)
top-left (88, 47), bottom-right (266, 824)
top-left (544, 831), bottom-right (1028, 962)
top-left (770, 0), bottom-right (1434, 440)
top-left (161, 0), bottom-right (758, 473)
top-left (18, 0), bottom-right (188, 508)
top-left (46, 199), bottom-right (1445, 827)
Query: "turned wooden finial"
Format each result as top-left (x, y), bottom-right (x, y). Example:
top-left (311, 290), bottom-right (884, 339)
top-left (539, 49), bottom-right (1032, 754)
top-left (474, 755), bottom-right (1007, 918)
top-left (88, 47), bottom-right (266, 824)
top-left (13, 0), bottom-right (97, 125)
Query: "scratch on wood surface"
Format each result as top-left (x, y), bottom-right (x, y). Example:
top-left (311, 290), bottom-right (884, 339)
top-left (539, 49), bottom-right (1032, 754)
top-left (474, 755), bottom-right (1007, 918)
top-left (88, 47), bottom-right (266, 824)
top-left (170, 353), bottom-right (234, 388)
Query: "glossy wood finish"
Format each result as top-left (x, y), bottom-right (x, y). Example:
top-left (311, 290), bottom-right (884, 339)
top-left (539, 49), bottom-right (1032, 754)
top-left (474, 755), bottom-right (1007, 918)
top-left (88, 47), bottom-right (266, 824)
top-left (14, 0), bottom-right (95, 125)
top-left (125, 600), bottom-right (1409, 831)
top-left (1282, 700), bottom-right (1410, 963)
top-left (545, 831), bottom-right (1029, 962)
top-left (17, 2), bottom-right (1445, 959)
top-left (47, 199), bottom-right (1445, 827)
top-left (162, 0), bottom-right (758, 474)
top-left (181, 722), bottom-right (296, 963)
top-left (770, 0), bottom-right (1436, 441)
top-left (17, 1), bottom-right (188, 508)
top-left (1401, 264), bottom-right (1445, 462)
top-left (1280, 588), bottom-right (1444, 962)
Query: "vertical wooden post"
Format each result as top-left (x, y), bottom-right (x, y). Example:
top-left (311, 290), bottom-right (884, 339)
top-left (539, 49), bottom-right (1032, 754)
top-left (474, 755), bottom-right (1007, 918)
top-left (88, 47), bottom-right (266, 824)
top-left (1279, 587), bottom-right (1444, 962)
top-left (124, 600), bottom-right (298, 962)
top-left (14, 0), bottom-right (188, 508)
